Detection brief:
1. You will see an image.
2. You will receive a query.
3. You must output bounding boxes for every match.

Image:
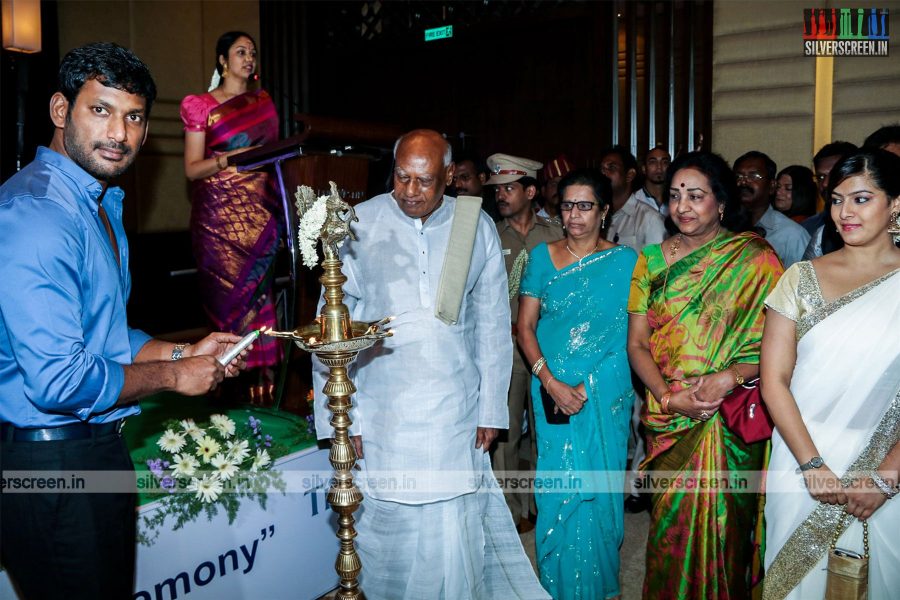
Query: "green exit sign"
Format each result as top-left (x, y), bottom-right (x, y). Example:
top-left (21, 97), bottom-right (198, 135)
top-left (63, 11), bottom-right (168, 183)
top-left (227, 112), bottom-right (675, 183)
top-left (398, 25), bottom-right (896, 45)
top-left (424, 25), bottom-right (453, 42)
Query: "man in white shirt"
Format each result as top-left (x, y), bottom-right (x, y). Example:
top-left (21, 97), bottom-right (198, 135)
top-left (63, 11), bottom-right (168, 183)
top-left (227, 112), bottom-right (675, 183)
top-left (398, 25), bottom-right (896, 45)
top-left (313, 129), bottom-right (548, 599)
top-left (601, 145), bottom-right (667, 252)
top-left (634, 145), bottom-right (671, 217)
top-left (733, 151), bottom-right (810, 267)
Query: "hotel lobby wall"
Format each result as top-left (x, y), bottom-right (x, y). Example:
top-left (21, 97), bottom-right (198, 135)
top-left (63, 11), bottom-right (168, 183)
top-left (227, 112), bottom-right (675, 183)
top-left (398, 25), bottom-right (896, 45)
top-left (51, 0), bottom-right (900, 234)
top-left (831, 19), bottom-right (900, 145)
top-left (711, 1), bottom-right (815, 168)
top-left (712, 0), bottom-right (900, 169)
top-left (56, 0), bottom-right (260, 233)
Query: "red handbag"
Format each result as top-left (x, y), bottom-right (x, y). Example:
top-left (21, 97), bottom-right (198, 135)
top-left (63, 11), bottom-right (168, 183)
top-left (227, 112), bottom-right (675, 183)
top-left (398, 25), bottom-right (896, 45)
top-left (719, 378), bottom-right (774, 444)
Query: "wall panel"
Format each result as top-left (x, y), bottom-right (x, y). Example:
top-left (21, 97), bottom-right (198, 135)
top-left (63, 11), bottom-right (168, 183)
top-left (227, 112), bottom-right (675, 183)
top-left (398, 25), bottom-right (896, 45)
top-left (713, 0), bottom-right (900, 169)
top-left (831, 5), bottom-right (900, 145)
top-left (712, 1), bottom-right (814, 168)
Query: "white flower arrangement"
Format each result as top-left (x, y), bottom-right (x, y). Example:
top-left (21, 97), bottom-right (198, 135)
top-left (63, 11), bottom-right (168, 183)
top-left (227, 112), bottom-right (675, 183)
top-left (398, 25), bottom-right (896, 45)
top-left (296, 189), bottom-right (329, 269)
top-left (138, 413), bottom-right (284, 545)
top-left (294, 182), bottom-right (357, 269)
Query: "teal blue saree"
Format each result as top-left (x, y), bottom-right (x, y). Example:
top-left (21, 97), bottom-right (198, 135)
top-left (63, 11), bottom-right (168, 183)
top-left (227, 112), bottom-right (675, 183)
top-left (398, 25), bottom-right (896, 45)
top-left (520, 243), bottom-right (637, 599)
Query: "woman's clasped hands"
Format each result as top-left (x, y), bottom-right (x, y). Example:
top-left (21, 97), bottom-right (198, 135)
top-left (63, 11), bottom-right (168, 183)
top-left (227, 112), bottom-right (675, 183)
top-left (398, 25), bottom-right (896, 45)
top-left (803, 467), bottom-right (891, 521)
top-left (667, 375), bottom-right (725, 421)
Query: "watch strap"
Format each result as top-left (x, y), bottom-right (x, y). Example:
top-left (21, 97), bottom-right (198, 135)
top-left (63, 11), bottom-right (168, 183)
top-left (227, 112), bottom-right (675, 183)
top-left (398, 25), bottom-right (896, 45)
top-left (797, 456), bottom-right (824, 473)
top-left (171, 343), bottom-right (190, 361)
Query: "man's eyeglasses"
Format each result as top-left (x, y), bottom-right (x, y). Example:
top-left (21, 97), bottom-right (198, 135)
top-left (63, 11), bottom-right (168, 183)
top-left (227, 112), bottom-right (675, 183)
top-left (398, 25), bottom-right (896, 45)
top-left (559, 201), bottom-right (598, 211)
top-left (735, 173), bottom-right (766, 183)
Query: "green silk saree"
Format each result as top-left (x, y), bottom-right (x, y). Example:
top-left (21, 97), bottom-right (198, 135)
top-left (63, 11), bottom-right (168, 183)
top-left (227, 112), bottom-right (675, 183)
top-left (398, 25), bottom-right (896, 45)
top-left (628, 232), bottom-right (783, 599)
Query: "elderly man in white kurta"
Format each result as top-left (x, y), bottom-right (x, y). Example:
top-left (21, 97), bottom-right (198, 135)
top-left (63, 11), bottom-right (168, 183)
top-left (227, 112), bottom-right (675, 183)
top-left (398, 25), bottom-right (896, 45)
top-left (313, 129), bottom-right (548, 599)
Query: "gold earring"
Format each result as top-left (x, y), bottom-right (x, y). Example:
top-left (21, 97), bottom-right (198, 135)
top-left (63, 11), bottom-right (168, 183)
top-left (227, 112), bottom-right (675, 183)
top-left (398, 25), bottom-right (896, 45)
top-left (719, 210), bottom-right (724, 222)
top-left (222, 64), bottom-right (228, 78)
top-left (888, 209), bottom-right (900, 235)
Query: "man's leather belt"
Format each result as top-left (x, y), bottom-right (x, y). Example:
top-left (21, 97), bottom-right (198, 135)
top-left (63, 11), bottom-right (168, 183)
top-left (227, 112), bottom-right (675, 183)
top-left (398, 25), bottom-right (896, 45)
top-left (1, 419), bottom-right (125, 442)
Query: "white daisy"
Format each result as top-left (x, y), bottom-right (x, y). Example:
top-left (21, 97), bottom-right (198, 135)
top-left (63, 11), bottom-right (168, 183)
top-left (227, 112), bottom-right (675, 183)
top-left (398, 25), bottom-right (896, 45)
top-left (211, 453), bottom-right (239, 481)
top-left (179, 419), bottom-right (205, 441)
top-left (156, 429), bottom-right (187, 453)
top-left (187, 474), bottom-right (223, 503)
top-left (296, 194), bottom-right (328, 269)
top-left (250, 448), bottom-right (271, 472)
top-left (210, 414), bottom-right (236, 438)
top-left (226, 439), bottom-right (250, 464)
top-left (195, 435), bottom-right (221, 464)
top-left (171, 453), bottom-right (199, 478)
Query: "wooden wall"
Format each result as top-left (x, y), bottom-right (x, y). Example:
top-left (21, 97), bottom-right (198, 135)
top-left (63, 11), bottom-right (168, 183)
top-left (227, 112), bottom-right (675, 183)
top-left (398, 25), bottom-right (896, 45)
top-left (263, 1), bottom-right (712, 171)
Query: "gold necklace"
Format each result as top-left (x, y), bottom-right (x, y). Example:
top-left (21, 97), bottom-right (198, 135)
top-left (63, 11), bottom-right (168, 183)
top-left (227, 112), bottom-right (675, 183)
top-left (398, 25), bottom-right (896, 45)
top-left (662, 234), bottom-right (684, 293)
top-left (565, 239), bottom-right (601, 263)
top-left (668, 234), bottom-right (683, 263)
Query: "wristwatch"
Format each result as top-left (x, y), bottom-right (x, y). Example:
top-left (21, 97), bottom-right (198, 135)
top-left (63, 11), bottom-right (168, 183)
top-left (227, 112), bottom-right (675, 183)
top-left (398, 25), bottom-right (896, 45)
top-left (171, 343), bottom-right (190, 361)
top-left (796, 456), bottom-right (825, 473)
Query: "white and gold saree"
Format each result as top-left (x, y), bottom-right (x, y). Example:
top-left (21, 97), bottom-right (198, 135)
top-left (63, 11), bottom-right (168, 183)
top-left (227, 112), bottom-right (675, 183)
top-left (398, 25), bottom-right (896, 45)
top-left (763, 261), bottom-right (900, 600)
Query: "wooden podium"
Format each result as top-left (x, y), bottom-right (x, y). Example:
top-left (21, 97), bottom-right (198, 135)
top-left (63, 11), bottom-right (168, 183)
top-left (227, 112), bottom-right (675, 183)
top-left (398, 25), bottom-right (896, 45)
top-left (230, 115), bottom-right (404, 408)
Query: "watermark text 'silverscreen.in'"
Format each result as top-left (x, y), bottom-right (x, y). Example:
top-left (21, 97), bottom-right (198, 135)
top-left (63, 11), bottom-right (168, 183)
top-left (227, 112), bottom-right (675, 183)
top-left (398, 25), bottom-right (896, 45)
top-left (803, 7), bottom-right (890, 56)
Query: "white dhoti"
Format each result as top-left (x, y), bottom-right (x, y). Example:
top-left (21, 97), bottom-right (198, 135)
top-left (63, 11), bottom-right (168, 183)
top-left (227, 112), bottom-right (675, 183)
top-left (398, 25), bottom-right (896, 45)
top-left (356, 454), bottom-right (549, 600)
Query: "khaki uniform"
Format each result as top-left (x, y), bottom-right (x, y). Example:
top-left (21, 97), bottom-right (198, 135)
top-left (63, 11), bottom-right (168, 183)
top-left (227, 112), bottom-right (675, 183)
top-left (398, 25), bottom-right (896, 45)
top-left (493, 214), bottom-right (564, 521)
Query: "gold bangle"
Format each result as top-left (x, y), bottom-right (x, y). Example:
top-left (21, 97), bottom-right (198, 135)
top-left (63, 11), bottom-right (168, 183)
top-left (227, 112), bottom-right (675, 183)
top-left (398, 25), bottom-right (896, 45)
top-left (729, 364), bottom-right (745, 386)
top-left (531, 356), bottom-right (547, 376)
top-left (661, 392), bottom-right (672, 415)
top-left (216, 155), bottom-right (226, 170)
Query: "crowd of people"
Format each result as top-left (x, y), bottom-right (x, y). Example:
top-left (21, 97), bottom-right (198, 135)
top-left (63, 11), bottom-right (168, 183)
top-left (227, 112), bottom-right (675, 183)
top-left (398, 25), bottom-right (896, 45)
top-left (1, 34), bottom-right (898, 600)
top-left (312, 123), bottom-right (899, 599)
top-left (432, 127), bottom-right (900, 600)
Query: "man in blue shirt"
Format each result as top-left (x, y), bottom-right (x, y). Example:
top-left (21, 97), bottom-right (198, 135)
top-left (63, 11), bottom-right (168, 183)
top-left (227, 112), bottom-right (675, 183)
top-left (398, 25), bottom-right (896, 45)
top-left (733, 151), bottom-right (810, 267)
top-left (0, 43), bottom-right (246, 598)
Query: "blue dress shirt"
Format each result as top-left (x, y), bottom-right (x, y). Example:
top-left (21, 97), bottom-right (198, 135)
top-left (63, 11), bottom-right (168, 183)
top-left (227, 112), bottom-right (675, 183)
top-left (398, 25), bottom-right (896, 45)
top-left (0, 147), bottom-right (151, 427)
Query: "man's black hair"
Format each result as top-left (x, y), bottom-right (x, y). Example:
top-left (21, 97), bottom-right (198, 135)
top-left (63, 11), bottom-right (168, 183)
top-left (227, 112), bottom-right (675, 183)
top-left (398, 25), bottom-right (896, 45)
top-left (600, 145), bottom-right (639, 193)
top-left (601, 145), bottom-right (639, 175)
top-left (862, 124), bottom-right (900, 151)
top-left (813, 141), bottom-right (858, 168)
top-left (58, 42), bottom-right (157, 117)
top-left (517, 176), bottom-right (538, 191)
top-left (733, 150), bottom-right (776, 180)
top-left (453, 151), bottom-right (488, 176)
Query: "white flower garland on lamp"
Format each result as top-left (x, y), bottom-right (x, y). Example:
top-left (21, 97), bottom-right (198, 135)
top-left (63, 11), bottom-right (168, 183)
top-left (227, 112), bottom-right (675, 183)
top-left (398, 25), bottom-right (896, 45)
top-left (295, 189), bottom-right (330, 269)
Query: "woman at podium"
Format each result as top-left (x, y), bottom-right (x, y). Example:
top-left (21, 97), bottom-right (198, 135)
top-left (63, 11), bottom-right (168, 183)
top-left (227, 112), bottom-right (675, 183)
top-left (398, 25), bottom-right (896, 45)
top-left (180, 30), bottom-right (281, 402)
